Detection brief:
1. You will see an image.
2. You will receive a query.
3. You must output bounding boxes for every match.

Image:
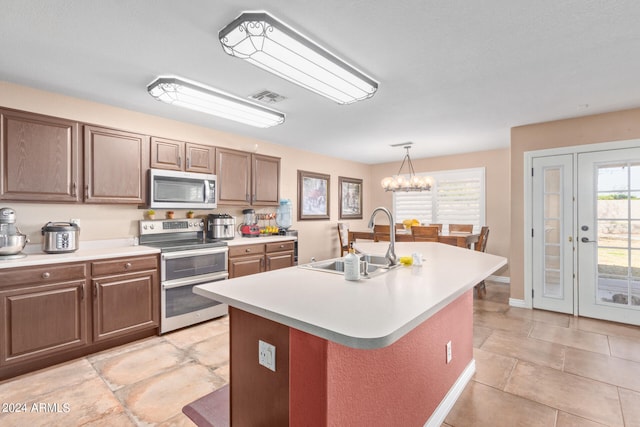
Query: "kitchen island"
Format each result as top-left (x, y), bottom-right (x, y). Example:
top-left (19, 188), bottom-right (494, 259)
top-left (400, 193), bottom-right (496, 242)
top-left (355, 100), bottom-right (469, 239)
top-left (195, 241), bottom-right (506, 426)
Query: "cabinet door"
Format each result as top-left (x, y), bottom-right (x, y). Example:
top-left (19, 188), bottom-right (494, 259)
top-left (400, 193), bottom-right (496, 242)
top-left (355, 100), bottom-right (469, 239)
top-left (84, 125), bottom-right (150, 203)
top-left (0, 109), bottom-right (81, 202)
top-left (266, 251), bottom-right (294, 271)
top-left (186, 142), bottom-right (215, 174)
top-left (216, 147), bottom-right (251, 206)
top-left (92, 270), bottom-right (159, 342)
top-left (252, 154), bottom-right (280, 206)
top-left (229, 254), bottom-right (265, 278)
top-left (0, 280), bottom-right (88, 366)
top-left (150, 136), bottom-right (184, 171)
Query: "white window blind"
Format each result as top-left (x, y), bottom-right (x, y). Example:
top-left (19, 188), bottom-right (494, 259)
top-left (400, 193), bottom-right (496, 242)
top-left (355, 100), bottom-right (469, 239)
top-left (393, 167), bottom-right (485, 232)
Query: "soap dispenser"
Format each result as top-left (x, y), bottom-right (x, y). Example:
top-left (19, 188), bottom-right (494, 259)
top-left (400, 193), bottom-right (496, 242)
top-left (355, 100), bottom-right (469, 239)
top-left (344, 242), bottom-right (360, 281)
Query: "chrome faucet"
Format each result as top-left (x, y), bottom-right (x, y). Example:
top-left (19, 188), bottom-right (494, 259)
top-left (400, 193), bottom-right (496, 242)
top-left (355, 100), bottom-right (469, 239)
top-left (368, 207), bottom-right (397, 266)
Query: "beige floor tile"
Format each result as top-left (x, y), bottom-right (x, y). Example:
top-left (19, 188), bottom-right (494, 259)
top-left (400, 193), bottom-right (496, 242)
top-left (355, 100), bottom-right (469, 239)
top-left (570, 317), bottom-right (640, 340)
top-left (505, 306), bottom-right (571, 328)
top-left (504, 361), bottom-right (623, 426)
top-left (473, 325), bottom-right (493, 348)
top-left (472, 347), bottom-right (517, 390)
top-left (188, 332), bottom-right (229, 368)
top-left (564, 347), bottom-right (640, 392)
top-left (473, 298), bottom-right (509, 313)
top-left (619, 388), bottom-right (640, 427)
top-left (445, 380), bottom-right (557, 427)
top-left (87, 335), bottom-right (161, 363)
top-left (0, 376), bottom-right (125, 427)
top-left (530, 322), bottom-right (610, 355)
top-left (213, 364), bottom-right (230, 383)
top-left (0, 358), bottom-right (99, 403)
top-left (480, 331), bottom-right (566, 369)
top-left (164, 316), bottom-right (229, 349)
top-left (609, 335), bottom-right (640, 363)
top-left (474, 310), bottom-right (533, 336)
top-left (481, 282), bottom-right (510, 304)
top-left (116, 363), bottom-right (226, 425)
top-left (556, 411), bottom-right (608, 427)
top-left (158, 412), bottom-right (199, 427)
top-left (80, 411), bottom-right (136, 426)
top-left (93, 341), bottom-right (189, 390)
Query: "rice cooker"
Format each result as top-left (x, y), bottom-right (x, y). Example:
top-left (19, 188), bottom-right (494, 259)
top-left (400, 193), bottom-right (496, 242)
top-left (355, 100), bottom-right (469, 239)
top-left (41, 222), bottom-right (80, 253)
top-left (207, 214), bottom-right (235, 240)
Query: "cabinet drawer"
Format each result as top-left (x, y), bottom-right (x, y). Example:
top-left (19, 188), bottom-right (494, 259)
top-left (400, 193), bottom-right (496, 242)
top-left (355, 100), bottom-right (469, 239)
top-left (91, 256), bottom-right (158, 277)
top-left (266, 241), bottom-right (294, 253)
top-left (229, 243), bottom-right (265, 258)
top-left (0, 263), bottom-right (86, 287)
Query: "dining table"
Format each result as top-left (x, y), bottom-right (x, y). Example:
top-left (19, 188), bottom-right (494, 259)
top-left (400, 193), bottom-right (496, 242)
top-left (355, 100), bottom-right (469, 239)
top-left (348, 229), bottom-right (480, 249)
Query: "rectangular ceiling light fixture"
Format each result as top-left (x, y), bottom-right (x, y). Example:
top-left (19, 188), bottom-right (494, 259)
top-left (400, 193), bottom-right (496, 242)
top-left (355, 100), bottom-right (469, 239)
top-left (147, 76), bottom-right (285, 128)
top-left (219, 12), bottom-right (378, 105)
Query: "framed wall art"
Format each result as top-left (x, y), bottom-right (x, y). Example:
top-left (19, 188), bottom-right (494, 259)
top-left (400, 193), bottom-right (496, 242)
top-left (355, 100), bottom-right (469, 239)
top-left (338, 176), bottom-right (363, 219)
top-left (298, 170), bottom-right (330, 220)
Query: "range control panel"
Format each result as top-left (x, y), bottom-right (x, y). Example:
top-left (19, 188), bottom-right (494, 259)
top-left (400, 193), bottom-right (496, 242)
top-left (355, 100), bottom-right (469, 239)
top-left (139, 219), bottom-right (205, 235)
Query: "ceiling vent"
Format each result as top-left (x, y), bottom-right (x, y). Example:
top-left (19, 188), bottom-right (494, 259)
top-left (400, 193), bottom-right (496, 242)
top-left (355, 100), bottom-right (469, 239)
top-left (249, 90), bottom-right (287, 104)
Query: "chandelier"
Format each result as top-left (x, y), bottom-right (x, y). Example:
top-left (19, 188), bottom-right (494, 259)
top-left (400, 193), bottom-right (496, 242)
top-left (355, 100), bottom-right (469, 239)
top-left (381, 145), bottom-right (433, 192)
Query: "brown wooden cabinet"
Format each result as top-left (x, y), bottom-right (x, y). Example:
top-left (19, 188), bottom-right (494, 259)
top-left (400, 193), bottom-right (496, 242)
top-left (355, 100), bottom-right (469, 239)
top-left (91, 256), bottom-right (159, 342)
top-left (0, 109), bottom-right (81, 202)
top-left (84, 125), bottom-right (149, 203)
top-left (265, 241), bottom-right (295, 271)
top-left (150, 136), bottom-right (214, 174)
top-left (216, 148), bottom-right (280, 206)
top-left (0, 263), bottom-right (88, 367)
top-left (229, 240), bottom-right (295, 278)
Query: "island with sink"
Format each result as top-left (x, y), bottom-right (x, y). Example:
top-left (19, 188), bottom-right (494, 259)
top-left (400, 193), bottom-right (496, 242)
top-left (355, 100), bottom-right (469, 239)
top-left (194, 236), bottom-right (506, 426)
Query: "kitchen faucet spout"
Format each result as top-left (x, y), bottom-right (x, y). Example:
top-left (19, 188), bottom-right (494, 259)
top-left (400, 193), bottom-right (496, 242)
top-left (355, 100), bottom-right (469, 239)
top-left (368, 207), bottom-right (397, 266)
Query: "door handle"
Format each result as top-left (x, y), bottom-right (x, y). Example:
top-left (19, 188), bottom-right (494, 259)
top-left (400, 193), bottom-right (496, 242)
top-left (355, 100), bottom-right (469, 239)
top-left (581, 237), bottom-right (597, 243)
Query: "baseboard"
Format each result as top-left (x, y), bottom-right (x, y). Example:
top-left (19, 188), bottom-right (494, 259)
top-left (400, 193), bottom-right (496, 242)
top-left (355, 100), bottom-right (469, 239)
top-left (509, 298), bottom-right (527, 308)
top-left (488, 275), bottom-right (510, 283)
top-left (424, 359), bottom-right (476, 427)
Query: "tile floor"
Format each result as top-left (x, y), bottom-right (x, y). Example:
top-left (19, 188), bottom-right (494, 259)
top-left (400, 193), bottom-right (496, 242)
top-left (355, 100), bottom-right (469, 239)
top-left (0, 281), bottom-right (639, 426)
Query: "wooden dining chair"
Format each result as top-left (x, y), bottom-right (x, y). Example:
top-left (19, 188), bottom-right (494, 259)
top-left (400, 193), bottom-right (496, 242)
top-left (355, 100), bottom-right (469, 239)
top-left (373, 225), bottom-right (391, 242)
top-left (429, 223), bottom-right (443, 234)
top-left (411, 225), bottom-right (439, 242)
top-left (394, 223), bottom-right (405, 231)
top-left (474, 226), bottom-right (490, 298)
top-left (337, 222), bottom-right (349, 256)
top-left (449, 224), bottom-right (473, 233)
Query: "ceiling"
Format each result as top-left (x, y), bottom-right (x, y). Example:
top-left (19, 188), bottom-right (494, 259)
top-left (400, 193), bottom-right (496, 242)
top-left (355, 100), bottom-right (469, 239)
top-left (2, 1), bottom-right (640, 164)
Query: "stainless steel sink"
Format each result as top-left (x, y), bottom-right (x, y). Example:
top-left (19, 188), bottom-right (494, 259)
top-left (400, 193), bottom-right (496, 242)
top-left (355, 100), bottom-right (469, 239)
top-left (298, 255), bottom-right (398, 278)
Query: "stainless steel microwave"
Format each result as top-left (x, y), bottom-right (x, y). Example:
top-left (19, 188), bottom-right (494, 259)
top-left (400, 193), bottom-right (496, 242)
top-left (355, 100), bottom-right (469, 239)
top-left (148, 169), bottom-right (217, 209)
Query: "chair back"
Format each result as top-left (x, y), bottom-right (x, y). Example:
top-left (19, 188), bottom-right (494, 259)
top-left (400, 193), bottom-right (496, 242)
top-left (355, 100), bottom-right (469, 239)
top-left (411, 225), bottom-right (439, 242)
top-left (337, 222), bottom-right (349, 256)
top-left (373, 225), bottom-right (391, 242)
top-left (394, 223), bottom-right (405, 231)
top-left (429, 223), bottom-right (443, 233)
top-left (475, 226), bottom-right (489, 252)
top-left (449, 224), bottom-right (473, 233)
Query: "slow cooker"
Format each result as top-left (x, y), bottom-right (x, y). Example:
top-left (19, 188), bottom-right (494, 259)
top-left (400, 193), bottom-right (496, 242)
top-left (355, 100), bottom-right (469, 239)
top-left (41, 222), bottom-right (80, 253)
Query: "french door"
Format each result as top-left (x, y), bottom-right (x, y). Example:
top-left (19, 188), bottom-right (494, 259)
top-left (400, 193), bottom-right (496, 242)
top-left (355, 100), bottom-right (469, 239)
top-left (531, 146), bottom-right (640, 326)
top-left (577, 148), bottom-right (640, 325)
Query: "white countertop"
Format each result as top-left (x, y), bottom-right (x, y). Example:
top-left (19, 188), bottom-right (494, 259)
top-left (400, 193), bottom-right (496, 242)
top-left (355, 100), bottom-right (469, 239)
top-left (225, 234), bottom-right (297, 246)
top-left (195, 242), bottom-right (506, 350)
top-left (0, 239), bottom-right (160, 269)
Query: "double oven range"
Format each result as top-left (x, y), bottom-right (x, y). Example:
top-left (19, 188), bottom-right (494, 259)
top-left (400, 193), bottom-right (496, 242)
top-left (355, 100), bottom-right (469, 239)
top-left (139, 219), bottom-right (228, 334)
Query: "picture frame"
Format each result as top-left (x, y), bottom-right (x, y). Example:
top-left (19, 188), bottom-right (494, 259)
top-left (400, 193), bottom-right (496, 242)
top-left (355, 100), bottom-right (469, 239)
top-left (338, 176), bottom-right (363, 219)
top-left (298, 170), bottom-right (330, 220)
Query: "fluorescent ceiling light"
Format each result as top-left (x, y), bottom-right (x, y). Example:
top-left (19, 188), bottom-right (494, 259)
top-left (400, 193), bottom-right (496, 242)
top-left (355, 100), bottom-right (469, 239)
top-left (147, 76), bottom-right (285, 128)
top-left (219, 12), bottom-right (378, 105)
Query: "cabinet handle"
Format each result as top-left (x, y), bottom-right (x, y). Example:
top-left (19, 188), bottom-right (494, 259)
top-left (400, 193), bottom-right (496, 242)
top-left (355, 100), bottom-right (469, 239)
top-left (246, 194), bottom-right (250, 203)
top-left (79, 286), bottom-right (84, 301)
top-left (124, 262), bottom-right (132, 270)
top-left (280, 244), bottom-right (284, 248)
top-left (71, 182), bottom-right (77, 197)
top-left (84, 184), bottom-right (89, 199)
top-left (41, 272), bottom-right (50, 279)
top-left (177, 156), bottom-right (182, 167)
top-left (187, 157), bottom-right (191, 168)
top-left (245, 248), bottom-right (251, 253)
top-left (93, 283), bottom-right (98, 299)
top-left (260, 258), bottom-right (264, 269)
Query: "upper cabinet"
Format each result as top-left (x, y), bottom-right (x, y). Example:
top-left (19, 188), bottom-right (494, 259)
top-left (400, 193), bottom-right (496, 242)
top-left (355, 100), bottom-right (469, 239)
top-left (0, 109), bottom-right (81, 202)
top-left (216, 148), bottom-right (280, 206)
top-left (84, 125), bottom-right (149, 204)
top-left (150, 137), bottom-right (214, 174)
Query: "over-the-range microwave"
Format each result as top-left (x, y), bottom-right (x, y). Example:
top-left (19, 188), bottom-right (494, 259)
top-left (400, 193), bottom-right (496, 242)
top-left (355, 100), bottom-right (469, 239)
top-left (148, 169), bottom-right (217, 209)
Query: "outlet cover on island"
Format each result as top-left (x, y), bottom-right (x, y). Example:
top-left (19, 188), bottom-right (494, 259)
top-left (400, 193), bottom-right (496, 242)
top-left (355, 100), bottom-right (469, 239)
top-left (446, 340), bottom-right (452, 364)
top-left (258, 340), bottom-right (276, 371)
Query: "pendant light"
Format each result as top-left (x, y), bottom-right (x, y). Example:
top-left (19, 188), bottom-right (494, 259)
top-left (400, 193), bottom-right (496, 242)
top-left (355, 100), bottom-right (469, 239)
top-left (381, 145), bottom-right (433, 192)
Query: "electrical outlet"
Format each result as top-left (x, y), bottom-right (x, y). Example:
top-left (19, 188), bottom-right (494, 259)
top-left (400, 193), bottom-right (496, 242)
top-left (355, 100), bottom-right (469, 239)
top-left (70, 218), bottom-right (80, 228)
top-left (446, 341), bottom-right (452, 364)
top-left (258, 340), bottom-right (276, 371)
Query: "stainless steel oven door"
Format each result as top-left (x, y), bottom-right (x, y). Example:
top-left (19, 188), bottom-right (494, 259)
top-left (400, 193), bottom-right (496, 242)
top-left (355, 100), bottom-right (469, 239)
top-left (161, 247), bottom-right (228, 282)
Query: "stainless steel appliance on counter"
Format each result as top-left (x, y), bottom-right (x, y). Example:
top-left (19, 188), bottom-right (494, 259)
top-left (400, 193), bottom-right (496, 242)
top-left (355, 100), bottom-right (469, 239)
top-left (41, 221), bottom-right (80, 253)
top-left (207, 213), bottom-right (235, 240)
top-left (0, 207), bottom-right (28, 260)
top-left (139, 218), bottom-right (228, 334)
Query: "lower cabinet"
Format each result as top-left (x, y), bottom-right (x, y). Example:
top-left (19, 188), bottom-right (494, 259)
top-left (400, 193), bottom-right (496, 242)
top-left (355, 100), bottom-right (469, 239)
top-left (229, 240), bottom-right (295, 278)
top-left (0, 255), bottom-right (159, 380)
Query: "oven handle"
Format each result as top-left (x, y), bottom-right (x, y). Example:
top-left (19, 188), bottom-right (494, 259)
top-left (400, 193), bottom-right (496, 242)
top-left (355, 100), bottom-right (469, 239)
top-left (161, 247), bottom-right (228, 261)
top-left (162, 272), bottom-right (229, 289)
